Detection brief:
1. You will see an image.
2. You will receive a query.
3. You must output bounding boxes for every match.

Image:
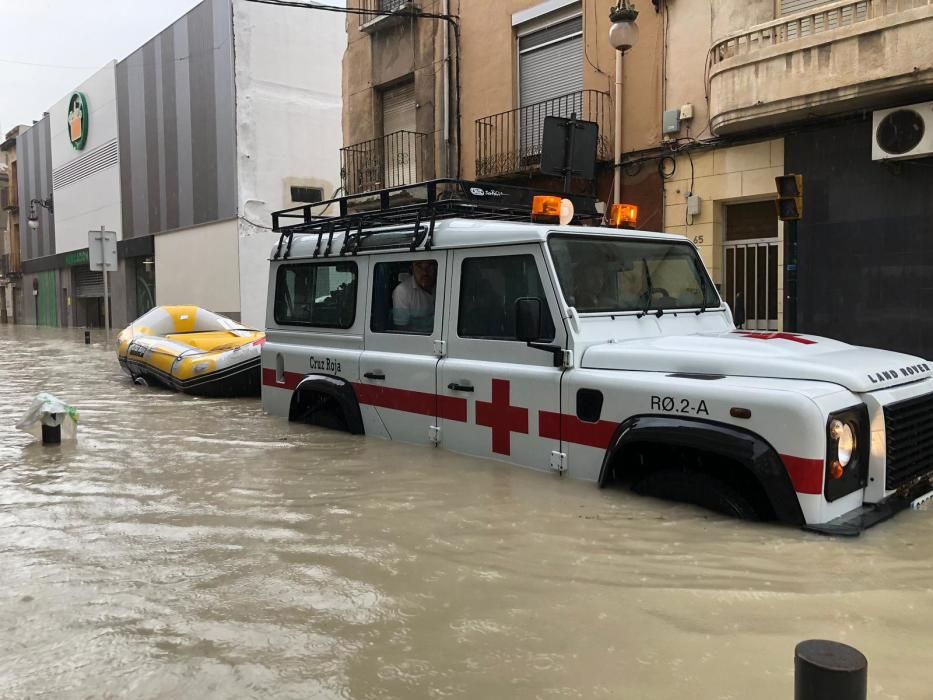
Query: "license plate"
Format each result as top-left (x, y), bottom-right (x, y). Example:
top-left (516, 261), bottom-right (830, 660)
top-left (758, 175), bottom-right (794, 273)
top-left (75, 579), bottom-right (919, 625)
top-left (910, 489), bottom-right (933, 510)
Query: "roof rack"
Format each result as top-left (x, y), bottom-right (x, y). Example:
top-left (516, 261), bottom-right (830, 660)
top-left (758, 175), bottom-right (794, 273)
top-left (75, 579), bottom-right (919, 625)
top-left (270, 179), bottom-right (602, 260)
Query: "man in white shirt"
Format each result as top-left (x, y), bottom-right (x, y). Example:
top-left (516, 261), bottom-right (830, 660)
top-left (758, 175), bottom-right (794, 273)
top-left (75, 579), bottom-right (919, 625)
top-left (392, 260), bottom-right (437, 331)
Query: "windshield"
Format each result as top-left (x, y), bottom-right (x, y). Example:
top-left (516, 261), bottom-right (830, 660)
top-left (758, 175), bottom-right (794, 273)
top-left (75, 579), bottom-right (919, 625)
top-left (548, 235), bottom-right (721, 313)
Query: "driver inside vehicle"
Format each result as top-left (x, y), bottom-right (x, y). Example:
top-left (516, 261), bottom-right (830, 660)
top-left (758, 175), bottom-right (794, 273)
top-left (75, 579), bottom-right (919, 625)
top-left (619, 263), bottom-right (650, 309)
top-left (572, 259), bottom-right (618, 311)
top-left (392, 259), bottom-right (437, 331)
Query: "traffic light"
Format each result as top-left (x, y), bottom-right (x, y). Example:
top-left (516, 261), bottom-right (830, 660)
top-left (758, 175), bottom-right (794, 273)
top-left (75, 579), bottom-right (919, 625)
top-left (774, 174), bottom-right (803, 221)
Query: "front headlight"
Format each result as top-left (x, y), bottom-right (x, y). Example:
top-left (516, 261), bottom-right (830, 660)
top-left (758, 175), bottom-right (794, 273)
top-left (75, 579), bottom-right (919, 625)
top-left (830, 419), bottom-right (856, 467)
top-left (825, 407), bottom-right (869, 502)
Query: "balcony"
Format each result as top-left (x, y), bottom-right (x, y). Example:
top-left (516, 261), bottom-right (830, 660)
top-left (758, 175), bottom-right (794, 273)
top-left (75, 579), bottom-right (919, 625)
top-left (475, 90), bottom-right (613, 180)
top-left (340, 130), bottom-right (430, 195)
top-left (358, 0), bottom-right (416, 33)
top-left (709, 0), bottom-right (933, 135)
top-left (1, 183), bottom-right (16, 212)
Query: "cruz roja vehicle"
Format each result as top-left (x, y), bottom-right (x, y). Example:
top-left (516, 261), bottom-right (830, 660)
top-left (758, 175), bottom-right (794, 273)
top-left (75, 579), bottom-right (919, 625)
top-left (261, 180), bottom-right (933, 535)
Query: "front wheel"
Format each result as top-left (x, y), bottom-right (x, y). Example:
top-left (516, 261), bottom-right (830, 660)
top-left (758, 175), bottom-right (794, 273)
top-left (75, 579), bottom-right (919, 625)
top-left (633, 468), bottom-right (763, 520)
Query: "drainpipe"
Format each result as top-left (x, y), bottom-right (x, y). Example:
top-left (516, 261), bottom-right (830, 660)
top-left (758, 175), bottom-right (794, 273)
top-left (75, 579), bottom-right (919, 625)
top-left (442, 0), bottom-right (451, 178)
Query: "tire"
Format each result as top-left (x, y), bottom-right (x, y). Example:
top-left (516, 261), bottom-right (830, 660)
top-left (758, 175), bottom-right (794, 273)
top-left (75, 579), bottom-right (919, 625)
top-left (309, 406), bottom-right (349, 432)
top-left (295, 395), bottom-right (349, 433)
top-left (633, 468), bottom-right (763, 520)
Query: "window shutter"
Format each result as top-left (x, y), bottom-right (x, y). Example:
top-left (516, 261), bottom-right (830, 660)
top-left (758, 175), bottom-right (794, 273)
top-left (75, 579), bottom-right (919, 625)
top-left (779, 0), bottom-right (867, 36)
top-left (780, 0), bottom-right (834, 14)
top-left (516, 16), bottom-right (583, 162)
top-left (518, 17), bottom-right (583, 107)
top-left (382, 82), bottom-right (417, 135)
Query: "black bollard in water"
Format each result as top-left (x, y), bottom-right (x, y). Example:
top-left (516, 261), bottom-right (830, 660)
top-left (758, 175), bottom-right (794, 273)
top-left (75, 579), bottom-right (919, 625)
top-left (41, 423), bottom-right (62, 445)
top-left (795, 640), bottom-right (867, 700)
top-left (85, 330), bottom-right (91, 344)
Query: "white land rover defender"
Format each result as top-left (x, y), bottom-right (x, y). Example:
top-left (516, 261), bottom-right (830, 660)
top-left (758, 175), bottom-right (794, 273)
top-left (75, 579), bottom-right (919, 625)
top-left (261, 180), bottom-right (933, 535)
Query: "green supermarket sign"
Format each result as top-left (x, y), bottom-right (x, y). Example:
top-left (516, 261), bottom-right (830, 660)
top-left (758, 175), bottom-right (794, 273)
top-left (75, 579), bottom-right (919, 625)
top-left (65, 249), bottom-right (89, 266)
top-left (67, 92), bottom-right (89, 150)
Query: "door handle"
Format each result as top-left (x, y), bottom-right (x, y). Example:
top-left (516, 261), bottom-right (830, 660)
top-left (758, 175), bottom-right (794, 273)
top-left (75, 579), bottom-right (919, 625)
top-left (364, 371), bottom-right (386, 380)
top-left (447, 382), bottom-right (474, 392)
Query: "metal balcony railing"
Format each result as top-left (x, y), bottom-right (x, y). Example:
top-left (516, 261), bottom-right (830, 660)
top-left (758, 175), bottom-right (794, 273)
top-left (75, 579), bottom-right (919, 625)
top-left (357, 0), bottom-right (416, 29)
top-left (475, 90), bottom-right (613, 180)
top-left (340, 130), bottom-right (429, 195)
top-left (712, 0), bottom-right (931, 64)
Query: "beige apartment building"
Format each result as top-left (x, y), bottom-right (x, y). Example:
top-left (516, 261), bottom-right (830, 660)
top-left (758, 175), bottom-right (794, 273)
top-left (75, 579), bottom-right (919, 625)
top-left (343, 0), bottom-right (933, 355)
top-left (0, 126), bottom-right (25, 323)
top-left (342, 0), bottom-right (664, 228)
top-left (660, 0), bottom-right (932, 343)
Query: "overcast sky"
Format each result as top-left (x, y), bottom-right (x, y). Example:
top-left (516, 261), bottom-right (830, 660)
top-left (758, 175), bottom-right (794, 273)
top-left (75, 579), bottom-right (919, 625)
top-left (0, 0), bottom-right (210, 132)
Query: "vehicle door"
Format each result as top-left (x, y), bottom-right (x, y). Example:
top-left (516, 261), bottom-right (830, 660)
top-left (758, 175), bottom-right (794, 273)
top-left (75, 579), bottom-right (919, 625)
top-left (359, 251), bottom-right (449, 445)
top-left (438, 245), bottom-right (566, 472)
top-left (262, 257), bottom-right (366, 420)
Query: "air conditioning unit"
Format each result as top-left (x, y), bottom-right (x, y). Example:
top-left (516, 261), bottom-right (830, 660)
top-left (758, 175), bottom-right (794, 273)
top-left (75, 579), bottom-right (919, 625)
top-left (872, 101), bottom-right (933, 161)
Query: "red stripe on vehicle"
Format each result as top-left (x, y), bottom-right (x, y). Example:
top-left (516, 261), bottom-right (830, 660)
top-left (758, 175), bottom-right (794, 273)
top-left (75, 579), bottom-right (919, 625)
top-left (353, 383), bottom-right (468, 423)
top-left (437, 394), bottom-right (468, 422)
top-left (262, 368), bottom-right (303, 390)
top-left (780, 455), bottom-right (824, 495)
top-left (353, 382), bottom-right (434, 416)
top-left (539, 411), bottom-right (617, 449)
top-left (263, 370), bottom-right (468, 422)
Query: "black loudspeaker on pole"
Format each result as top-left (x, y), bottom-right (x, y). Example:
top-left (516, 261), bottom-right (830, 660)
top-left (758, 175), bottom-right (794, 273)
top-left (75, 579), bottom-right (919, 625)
top-left (795, 640), bottom-right (867, 700)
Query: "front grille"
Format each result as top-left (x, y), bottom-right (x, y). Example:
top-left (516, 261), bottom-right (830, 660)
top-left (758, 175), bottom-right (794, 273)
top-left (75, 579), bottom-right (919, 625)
top-left (884, 392), bottom-right (933, 490)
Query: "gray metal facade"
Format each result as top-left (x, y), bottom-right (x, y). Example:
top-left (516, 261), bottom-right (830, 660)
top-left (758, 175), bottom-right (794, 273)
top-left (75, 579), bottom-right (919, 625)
top-left (116, 0), bottom-right (237, 239)
top-left (17, 116), bottom-right (55, 261)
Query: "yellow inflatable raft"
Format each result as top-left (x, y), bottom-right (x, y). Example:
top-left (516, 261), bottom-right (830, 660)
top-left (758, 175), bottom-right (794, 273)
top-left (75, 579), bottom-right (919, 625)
top-left (117, 306), bottom-right (265, 397)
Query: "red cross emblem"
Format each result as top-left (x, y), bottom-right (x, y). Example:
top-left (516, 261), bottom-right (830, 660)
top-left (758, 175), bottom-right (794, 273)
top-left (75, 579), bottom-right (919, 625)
top-left (734, 331), bottom-right (816, 345)
top-left (476, 379), bottom-right (528, 456)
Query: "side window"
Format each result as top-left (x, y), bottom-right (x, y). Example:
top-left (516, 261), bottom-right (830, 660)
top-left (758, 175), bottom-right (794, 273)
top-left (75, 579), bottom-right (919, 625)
top-left (458, 254), bottom-right (555, 341)
top-left (274, 261), bottom-right (358, 328)
top-left (371, 259), bottom-right (439, 335)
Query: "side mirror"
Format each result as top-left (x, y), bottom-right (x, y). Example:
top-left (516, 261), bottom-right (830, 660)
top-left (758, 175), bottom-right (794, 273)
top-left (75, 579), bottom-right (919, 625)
top-left (515, 297), bottom-right (543, 342)
top-left (732, 293), bottom-right (746, 328)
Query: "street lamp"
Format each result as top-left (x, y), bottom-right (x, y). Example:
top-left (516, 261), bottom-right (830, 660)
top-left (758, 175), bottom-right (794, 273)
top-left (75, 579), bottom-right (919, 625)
top-left (609, 1), bottom-right (640, 207)
top-left (27, 196), bottom-right (54, 230)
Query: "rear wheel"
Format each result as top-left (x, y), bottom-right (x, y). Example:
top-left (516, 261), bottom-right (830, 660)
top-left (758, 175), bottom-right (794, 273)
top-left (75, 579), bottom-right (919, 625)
top-left (292, 393), bottom-right (349, 433)
top-left (633, 468), bottom-right (764, 520)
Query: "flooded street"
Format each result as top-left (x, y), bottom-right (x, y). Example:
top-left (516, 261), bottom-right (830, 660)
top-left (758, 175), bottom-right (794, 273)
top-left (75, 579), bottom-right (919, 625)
top-left (1, 325), bottom-right (932, 699)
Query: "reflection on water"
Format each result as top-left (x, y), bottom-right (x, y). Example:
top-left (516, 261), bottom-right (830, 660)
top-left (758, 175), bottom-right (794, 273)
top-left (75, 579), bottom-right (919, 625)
top-left (0, 325), bottom-right (931, 699)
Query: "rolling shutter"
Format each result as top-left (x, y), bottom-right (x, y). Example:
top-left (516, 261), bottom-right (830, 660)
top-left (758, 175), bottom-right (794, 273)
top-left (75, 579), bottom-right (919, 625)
top-left (381, 82), bottom-right (419, 187)
top-left (517, 15), bottom-right (583, 161)
top-left (779, 0), bottom-right (867, 36)
top-left (518, 17), bottom-right (583, 108)
top-left (75, 266), bottom-right (105, 298)
top-left (780, 0), bottom-right (833, 14)
top-left (382, 82), bottom-right (416, 135)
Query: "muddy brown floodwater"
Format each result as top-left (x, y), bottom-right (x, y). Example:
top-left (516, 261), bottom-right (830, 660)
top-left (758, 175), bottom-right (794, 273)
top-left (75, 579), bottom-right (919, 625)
top-left (1, 325), bottom-right (932, 699)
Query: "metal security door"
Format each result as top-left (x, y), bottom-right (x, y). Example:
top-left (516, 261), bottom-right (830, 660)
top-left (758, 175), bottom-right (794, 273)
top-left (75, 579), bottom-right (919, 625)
top-left (723, 239), bottom-right (779, 331)
top-left (75, 266), bottom-right (105, 298)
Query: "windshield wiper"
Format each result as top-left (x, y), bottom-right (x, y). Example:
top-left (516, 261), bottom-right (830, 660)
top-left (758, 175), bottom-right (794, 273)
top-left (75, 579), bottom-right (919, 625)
top-left (637, 258), bottom-right (656, 318)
